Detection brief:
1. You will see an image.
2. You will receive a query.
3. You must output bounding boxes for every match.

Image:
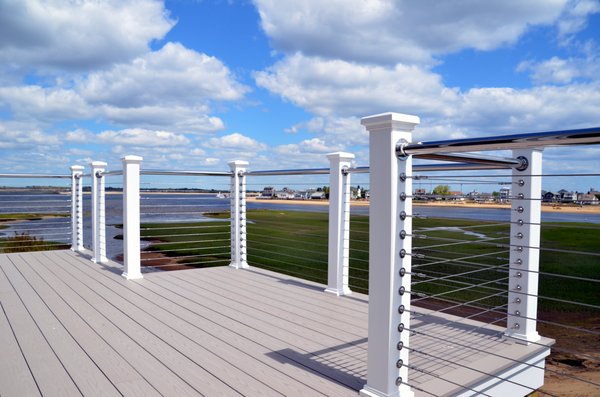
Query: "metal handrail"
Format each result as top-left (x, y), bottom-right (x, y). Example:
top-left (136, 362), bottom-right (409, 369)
top-left (244, 168), bottom-right (330, 176)
top-left (400, 126), bottom-right (600, 155)
top-left (0, 173), bottom-right (71, 179)
top-left (141, 169), bottom-right (232, 177)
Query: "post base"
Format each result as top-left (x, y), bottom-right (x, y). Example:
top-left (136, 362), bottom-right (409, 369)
top-left (122, 272), bottom-right (143, 280)
top-left (229, 261), bottom-right (250, 269)
top-left (324, 287), bottom-right (352, 296)
top-left (505, 330), bottom-right (541, 345)
top-left (359, 384), bottom-right (413, 397)
top-left (91, 256), bottom-right (108, 264)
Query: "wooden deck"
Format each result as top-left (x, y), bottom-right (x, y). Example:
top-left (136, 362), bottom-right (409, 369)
top-left (0, 250), bottom-right (553, 397)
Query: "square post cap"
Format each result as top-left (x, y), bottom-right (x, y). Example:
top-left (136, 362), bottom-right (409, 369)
top-left (70, 165), bottom-right (84, 172)
top-left (326, 152), bottom-right (355, 161)
top-left (228, 160), bottom-right (249, 170)
top-left (90, 161), bottom-right (108, 167)
top-left (361, 112), bottom-right (420, 131)
top-left (122, 155), bottom-right (143, 163)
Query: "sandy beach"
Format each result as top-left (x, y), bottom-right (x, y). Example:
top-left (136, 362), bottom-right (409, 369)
top-left (246, 196), bottom-right (600, 214)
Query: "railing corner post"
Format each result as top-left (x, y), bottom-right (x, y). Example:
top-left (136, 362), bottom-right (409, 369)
top-left (90, 161), bottom-right (108, 263)
top-left (506, 148), bottom-right (543, 344)
top-left (360, 112), bottom-right (419, 397)
top-left (228, 160), bottom-right (249, 269)
top-left (325, 151), bottom-right (355, 296)
top-left (122, 155), bottom-right (143, 280)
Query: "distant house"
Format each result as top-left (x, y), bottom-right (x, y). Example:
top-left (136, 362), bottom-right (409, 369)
top-left (557, 189), bottom-right (575, 203)
top-left (294, 191), bottom-right (309, 200)
top-left (259, 186), bottom-right (275, 199)
top-left (577, 191), bottom-right (600, 205)
top-left (414, 188), bottom-right (427, 196)
top-left (474, 193), bottom-right (494, 203)
top-left (542, 191), bottom-right (556, 203)
top-left (310, 191), bottom-right (327, 200)
top-left (498, 188), bottom-right (511, 203)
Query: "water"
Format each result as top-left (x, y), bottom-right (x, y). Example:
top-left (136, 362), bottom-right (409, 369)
top-left (2, 192), bottom-right (600, 260)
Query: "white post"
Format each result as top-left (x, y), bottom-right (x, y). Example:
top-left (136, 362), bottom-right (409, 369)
top-left (122, 155), bottom-right (143, 280)
top-left (360, 113), bottom-right (420, 397)
top-left (90, 161), bottom-right (107, 263)
top-left (229, 160), bottom-right (249, 269)
top-left (506, 149), bottom-right (542, 344)
top-left (70, 165), bottom-right (84, 252)
top-left (325, 152), bottom-right (355, 296)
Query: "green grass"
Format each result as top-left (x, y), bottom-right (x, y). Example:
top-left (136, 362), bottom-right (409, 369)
top-left (140, 209), bottom-right (600, 313)
top-left (0, 213), bottom-right (71, 253)
top-left (0, 232), bottom-right (69, 253)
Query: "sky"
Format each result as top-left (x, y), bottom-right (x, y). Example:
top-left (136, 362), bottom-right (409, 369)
top-left (0, 0), bottom-right (599, 192)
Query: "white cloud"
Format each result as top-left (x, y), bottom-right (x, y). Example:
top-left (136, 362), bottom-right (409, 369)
top-left (557, 0), bottom-right (600, 39)
top-left (79, 42), bottom-right (248, 107)
top-left (206, 133), bottom-right (267, 152)
top-left (254, 0), bottom-right (568, 64)
top-left (98, 128), bottom-right (190, 147)
top-left (0, 85), bottom-right (91, 121)
top-left (517, 54), bottom-right (600, 85)
top-left (101, 105), bottom-right (225, 133)
top-left (0, 0), bottom-right (174, 71)
top-left (0, 122), bottom-right (59, 149)
top-left (65, 128), bottom-right (95, 143)
top-left (255, 54), bottom-right (458, 118)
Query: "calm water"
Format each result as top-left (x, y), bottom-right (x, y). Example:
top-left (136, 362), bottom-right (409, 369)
top-left (2, 192), bottom-right (599, 260)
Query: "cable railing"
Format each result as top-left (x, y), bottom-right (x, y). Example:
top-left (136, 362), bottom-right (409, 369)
top-left (0, 172), bottom-right (77, 253)
top-left (2, 115), bottom-right (599, 397)
top-left (137, 172), bottom-right (232, 273)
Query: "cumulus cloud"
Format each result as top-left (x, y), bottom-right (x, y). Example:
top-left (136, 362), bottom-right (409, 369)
top-left (254, 0), bottom-right (568, 64)
top-left (206, 133), bottom-right (267, 152)
top-left (0, 122), bottom-right (60, 149)
top-left (517, 54), bottom-right (600, 85)
top-left (101, 105), bottom-right (225, 133)
top-left (98, 128), bottom-right (190, 147)
top-left (255, 54), bottom-right (458, 118)
top-left (0, 85), bottom-right (91, 122)
top-left (0, 0), bottom-right (174, 71)
top-left (80, 42), bottom-right (248, 107)
top-left (557, 0), bottom-right (600, 39)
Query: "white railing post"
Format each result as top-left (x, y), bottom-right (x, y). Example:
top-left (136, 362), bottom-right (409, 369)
top-left (70, 165), bottom-right (84, 252)
top-left (229, 160), bottom-right (249, 269)
top-left (360, 113), bottom-right (419, 397)
top-left (506, 149), bottom-right (543, 344)
top-left (122, 155), bottom-right (143, 280)
top-left (325, 152), bottom-right (355, 296)
top-left (90, 161), bottom-right (107, 263)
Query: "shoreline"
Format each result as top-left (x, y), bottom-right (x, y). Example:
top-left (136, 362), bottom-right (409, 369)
top-left (246, 197), bottom-right (600, 214)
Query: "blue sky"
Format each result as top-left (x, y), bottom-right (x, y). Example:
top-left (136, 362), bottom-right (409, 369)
top-left (0, 0), bottom-right (599, 192)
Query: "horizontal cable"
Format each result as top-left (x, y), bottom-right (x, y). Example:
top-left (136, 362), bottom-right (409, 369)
top-left (246, 238), bottom-right (327, 257)
top-left (140, 231), bottom-right (230, 239)
top-left (140, 249), bottom-right (231, 262)
top-left (246, 254), bottom-right (328, 274)
top-left (248, 231), bottom-right (329, 249)
top-left (246, 261), bottom-right (327, 280)
top-left (249, 246), bottom-right (328, 265)
top-left (141, 237), bottom-right (230, 247)
top-left (140, 224), bottom-right (230, 231)
top-left (141, 258), bottom-right (230, 271)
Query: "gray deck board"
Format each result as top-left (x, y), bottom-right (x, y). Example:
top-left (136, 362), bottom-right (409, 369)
top-left (14, 252), bottom-right (162, 397)
top-left (0, 255), bottom-right (81, 397)
top-left (0, 250), bottom-right (553, 397)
